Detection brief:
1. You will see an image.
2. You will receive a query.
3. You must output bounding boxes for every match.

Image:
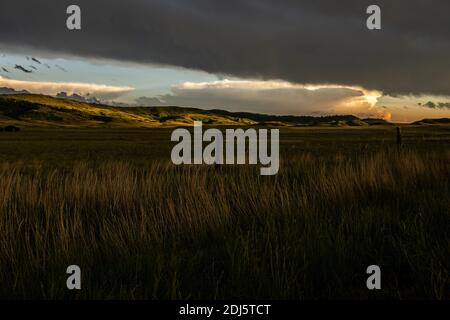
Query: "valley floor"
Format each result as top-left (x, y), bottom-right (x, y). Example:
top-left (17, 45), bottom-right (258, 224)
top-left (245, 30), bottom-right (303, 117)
top-left (0, 125), bottom-right (448, 299)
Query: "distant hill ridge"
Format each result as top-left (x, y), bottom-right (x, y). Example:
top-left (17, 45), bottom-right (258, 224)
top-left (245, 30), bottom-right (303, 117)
top-left (0, 93), bottom-right (428, 128)
top-left (413, 118), bottom-right (450, 125)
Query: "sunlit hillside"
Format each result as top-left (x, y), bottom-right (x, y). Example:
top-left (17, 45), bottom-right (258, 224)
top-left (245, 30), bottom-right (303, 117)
top-left (0, 94), bottom-right (256, 128)
top-left (0, 94), bottom-right (396, 128)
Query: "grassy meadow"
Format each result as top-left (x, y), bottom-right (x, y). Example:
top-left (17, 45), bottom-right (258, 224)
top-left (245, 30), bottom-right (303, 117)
top-left (0, 125), bottom-right (448, 299)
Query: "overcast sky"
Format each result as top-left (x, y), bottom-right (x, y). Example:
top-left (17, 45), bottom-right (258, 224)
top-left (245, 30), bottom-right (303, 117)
top-left (1, 0), bottom-right (450, 122)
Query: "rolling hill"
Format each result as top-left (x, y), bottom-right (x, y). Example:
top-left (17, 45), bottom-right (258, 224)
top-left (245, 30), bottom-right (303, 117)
top-left (0, 93), bottom-right (392, 128)
top-left (413, 118), bottom-right (450, 125)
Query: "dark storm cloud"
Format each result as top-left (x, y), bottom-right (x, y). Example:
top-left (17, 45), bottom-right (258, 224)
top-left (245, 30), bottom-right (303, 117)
top-left (14, 65), bottom-right (32, 73)
top-left (419, 101), bottom-right (450, 110)
top-left (1, 0), bottom-right (450, 95)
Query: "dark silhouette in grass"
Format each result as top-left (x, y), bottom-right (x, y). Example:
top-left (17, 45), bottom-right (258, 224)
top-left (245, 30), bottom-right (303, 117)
top-left (396, 127), bottom-right (402, 147)
top-left (3, 125), bottom-right (20, 132)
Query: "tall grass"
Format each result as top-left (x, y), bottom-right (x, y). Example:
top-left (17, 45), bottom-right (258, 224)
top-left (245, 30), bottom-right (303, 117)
top-left (0, 149), bottom-right (448, 299)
